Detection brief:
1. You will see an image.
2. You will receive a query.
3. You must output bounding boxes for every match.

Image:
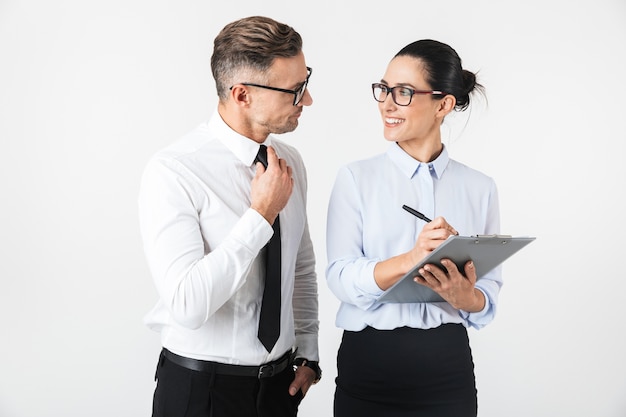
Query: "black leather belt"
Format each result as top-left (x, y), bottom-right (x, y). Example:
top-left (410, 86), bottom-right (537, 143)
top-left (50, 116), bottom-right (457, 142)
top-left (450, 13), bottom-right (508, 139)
top-left (161, 348), bottom-right (294, 379)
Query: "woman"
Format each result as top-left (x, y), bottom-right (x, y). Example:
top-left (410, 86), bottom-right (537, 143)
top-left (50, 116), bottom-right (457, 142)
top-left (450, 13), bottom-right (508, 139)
top-left (326, 39), bottom-right (501, 417)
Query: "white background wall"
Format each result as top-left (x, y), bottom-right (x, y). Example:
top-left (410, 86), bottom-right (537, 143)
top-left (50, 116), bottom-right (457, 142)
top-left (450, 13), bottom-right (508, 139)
top-left (1, 1), bottom-right (625, 416)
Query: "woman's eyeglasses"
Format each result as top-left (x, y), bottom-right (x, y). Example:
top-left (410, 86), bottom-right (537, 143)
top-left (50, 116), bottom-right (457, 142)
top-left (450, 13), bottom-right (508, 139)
top-left (371, 83), bottom-right (444, 106)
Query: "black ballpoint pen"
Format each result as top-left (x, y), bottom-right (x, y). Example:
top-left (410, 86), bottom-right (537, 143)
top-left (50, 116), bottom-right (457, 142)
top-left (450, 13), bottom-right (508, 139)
top-left (402, 205), bottom-right (432, 223)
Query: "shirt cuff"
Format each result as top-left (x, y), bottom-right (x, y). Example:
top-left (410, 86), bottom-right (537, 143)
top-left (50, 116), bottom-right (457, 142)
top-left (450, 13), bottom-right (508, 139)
top-left (231, 208), bottom-right (274, 253)
top-left (294, 333), bottom-right (319, 362)
top-left (459, 288), bottom-right (491, 323)
top-left (360, 260), bottom-right (384, 296)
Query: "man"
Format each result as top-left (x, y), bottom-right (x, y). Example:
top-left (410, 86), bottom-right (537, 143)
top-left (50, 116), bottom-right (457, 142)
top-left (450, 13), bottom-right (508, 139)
top-left (138, 16), bottom-right (320, 417)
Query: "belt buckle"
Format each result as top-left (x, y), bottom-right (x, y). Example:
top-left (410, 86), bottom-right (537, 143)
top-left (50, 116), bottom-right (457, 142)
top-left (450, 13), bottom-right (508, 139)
top-left (258, 363), bottom-right (275, 379)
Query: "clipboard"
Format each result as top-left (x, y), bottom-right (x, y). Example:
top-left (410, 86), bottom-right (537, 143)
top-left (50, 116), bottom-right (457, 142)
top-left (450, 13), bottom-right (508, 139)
top-left (378, 235), bottom-right (536, 303)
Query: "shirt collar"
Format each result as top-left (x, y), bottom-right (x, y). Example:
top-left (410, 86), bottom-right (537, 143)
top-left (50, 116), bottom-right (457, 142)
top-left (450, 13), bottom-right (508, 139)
top-left (386, 142), bottom-right (449, 179)
top-left (209, 110), bottom-right (274, 166)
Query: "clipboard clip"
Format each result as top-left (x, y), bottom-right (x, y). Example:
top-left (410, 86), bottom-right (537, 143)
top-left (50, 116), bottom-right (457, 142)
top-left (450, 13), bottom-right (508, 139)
top-left (472, 234), bottom-right (513, 244)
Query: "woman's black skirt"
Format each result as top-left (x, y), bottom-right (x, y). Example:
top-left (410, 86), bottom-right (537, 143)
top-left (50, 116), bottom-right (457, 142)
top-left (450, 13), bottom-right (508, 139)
top-left (334, 324), bottom-right (477, 417)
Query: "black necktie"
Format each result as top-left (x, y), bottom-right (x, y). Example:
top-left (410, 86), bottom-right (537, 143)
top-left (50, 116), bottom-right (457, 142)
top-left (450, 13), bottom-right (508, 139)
top-left (255, 145), bottom-right (281, 352)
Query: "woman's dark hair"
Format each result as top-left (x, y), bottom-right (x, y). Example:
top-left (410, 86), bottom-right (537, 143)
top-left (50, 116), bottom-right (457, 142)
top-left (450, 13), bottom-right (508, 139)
top-left (395, 39), bottom-right (484, 111)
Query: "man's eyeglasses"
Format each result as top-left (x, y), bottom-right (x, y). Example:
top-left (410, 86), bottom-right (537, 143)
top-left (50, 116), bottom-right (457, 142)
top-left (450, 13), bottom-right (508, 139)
top-left (371, 83), bottom-right (444, 106)
top-left (231, 67), bottom-right (312, 106)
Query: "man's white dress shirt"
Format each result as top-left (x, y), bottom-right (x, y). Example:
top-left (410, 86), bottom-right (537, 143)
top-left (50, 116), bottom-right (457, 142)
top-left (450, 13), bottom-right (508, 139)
top-left (139, 110), bottom-right (319, 365)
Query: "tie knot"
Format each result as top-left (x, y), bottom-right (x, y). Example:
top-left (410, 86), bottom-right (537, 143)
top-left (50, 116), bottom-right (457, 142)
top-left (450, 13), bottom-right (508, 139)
top-left (255, 145), bottom-right (268, 168)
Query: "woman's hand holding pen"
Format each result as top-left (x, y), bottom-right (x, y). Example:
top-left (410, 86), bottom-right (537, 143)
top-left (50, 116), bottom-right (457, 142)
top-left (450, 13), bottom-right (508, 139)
top-left (406, 217), bottom-right (458, 268)
top-left (373, 216), bottom-right (458, 291)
